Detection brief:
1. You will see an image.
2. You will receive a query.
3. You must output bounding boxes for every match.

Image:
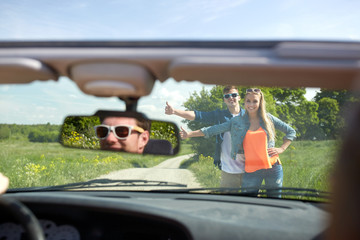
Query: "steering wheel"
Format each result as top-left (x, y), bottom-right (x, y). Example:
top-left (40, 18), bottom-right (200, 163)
top-left (0, 197), bottom-right (45, 240)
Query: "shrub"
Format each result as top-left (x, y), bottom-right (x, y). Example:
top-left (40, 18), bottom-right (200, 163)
top-left (0, 125), bottom-right (11, 140)
top-left (150, 121), bottom-right (178, 148)
top-left (61, 131), bottom-right (100, 149)
top-left (188, 154), bottom-right (221, 188)
top-left (28, 130), bottom-right (59, 142)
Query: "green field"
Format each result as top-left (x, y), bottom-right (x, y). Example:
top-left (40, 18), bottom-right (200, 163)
top-left (0, 139), bottom-right (192, 189)
top-left (0, 137), bottom-right (337, 195)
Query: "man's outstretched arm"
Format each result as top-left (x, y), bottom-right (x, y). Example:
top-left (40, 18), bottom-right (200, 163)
top-left (165, 101), bottom-right (195, 121)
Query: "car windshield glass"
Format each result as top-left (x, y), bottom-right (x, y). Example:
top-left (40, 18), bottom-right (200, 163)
top-left (1, 1), bottom-right (359, 41)
top-left (1, 1), bottom-right (360, 203)
top-left (2, 76), bottom-right (358, 201)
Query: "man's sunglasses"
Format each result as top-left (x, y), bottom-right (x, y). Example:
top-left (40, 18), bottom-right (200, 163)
top-left (246, 88), bottom-right (261, 93)
top-left (94, 125), bottom-right (144, 140)
top-left (223, 93), bottom-right (239, 99)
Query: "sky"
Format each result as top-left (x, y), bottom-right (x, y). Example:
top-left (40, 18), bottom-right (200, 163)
top-left (1, 0), bottom-right (359, 126)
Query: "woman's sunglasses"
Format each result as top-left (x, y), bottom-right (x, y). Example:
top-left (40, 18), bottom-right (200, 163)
top-left (223, 93), bottom-right (239, 99)
top-left (94, 125), bottom-right (144, 140)
top-left (246, 88), bottom-right (261, 93)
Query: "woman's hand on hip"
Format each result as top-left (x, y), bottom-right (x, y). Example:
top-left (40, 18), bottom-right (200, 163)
top-left (267, 147), bottom-right (285, 157)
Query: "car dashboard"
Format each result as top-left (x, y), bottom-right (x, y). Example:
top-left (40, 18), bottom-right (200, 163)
top-left (0, 191), bottom-right (328, 240)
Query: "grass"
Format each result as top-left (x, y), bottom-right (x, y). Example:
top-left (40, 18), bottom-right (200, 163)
top-left (0, 139), bottom-right (191, 189)
top-left (184, 154), bottom-right (221, 188)
top-left (181, 140), bottom-right (339, 193)
top-left (177, 143), bottom-right (193, 155)
top-left (281, 140), bottom-right (338, 191)
top-left (0, 137), bottom-right (338, 196)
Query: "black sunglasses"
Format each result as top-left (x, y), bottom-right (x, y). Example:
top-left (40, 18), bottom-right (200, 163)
top-left (223, 93), bottom-right (239, 99)
top-left (246, 88), bottom-right (261, 93)
top-left (94, 125), bottom-right (144, 140)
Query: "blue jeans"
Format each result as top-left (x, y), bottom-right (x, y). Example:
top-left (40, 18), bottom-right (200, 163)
top-left (242, 162), bottom-right (283, 198)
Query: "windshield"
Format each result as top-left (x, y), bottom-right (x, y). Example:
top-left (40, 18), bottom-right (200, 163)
top-left (2, 76), bottom-right (358, 201)
top-left (1, 1), bottom-right (360, 202)
top-left (1, 1), bottom-right (359, 41)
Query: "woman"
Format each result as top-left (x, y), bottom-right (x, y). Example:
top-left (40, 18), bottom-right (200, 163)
top-left (181, 88), bottom-right (296, 197)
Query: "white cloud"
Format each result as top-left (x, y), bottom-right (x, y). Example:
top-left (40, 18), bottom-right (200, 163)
top-left (138, 104), bottom-right (157, 113)
top-left (305, 88), bottom-right (320, 101)
top-left (159, 87), bottom-right (186, 106)
top-left (349, 34), bottom-right (360, 40)
top-left (69, 94), bottom-right (80, 99)
top-left (0, 85), bottom-right (10, 92)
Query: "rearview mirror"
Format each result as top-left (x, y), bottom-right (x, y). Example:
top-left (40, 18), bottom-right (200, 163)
top-left (60, 111), bottom-right (180, 155)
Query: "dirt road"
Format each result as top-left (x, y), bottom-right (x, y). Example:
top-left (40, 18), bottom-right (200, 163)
top-left (95, 154), bottom-right (201, 190)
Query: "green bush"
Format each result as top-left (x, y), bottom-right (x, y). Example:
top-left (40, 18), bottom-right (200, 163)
top-left (0, 125), bottom-right (11, 140)
top-left (60, 116), bottom-right (101, 149)
top-left (28, 130), bottom-right (59, 142)
top-left (61, 130), bottom-right (100, 149)
top-left (150, 121), bottom-right (178, 148)
top-left (187, 154), bottom-right (221, 188)
top-left (62, 116), bottom-right (100, 138)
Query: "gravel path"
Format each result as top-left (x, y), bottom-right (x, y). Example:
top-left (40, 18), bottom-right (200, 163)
top-left (94, 154), bottom-right (201, 190)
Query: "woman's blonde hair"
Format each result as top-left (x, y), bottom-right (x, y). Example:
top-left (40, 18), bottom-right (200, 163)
top-left (245, 89), bottom-right (276, 141)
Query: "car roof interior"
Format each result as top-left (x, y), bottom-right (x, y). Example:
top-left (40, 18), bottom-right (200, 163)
top-left (1, 41), bottom-right (360, 100)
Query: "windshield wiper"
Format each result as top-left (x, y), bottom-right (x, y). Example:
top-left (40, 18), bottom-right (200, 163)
top-left (151, 187), bottom-right (331, 200)
top-left (7, 178), bottom-right (187, 192)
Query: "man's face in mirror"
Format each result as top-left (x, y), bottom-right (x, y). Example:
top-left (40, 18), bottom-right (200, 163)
top-left (96, 117), bottom-right (150, 153)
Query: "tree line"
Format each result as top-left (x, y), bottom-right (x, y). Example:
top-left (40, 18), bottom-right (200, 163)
top-left (0, 123), bottom-right (60, 142)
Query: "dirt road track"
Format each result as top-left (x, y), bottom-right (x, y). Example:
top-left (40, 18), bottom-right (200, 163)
top-left (95, 154), bottom-right (201, 190)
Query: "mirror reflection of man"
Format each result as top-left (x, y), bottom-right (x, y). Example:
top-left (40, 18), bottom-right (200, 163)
top-left (165, 86), bottom-right (245, 188)
top-left (95, 116), bottom-right (150, 154)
